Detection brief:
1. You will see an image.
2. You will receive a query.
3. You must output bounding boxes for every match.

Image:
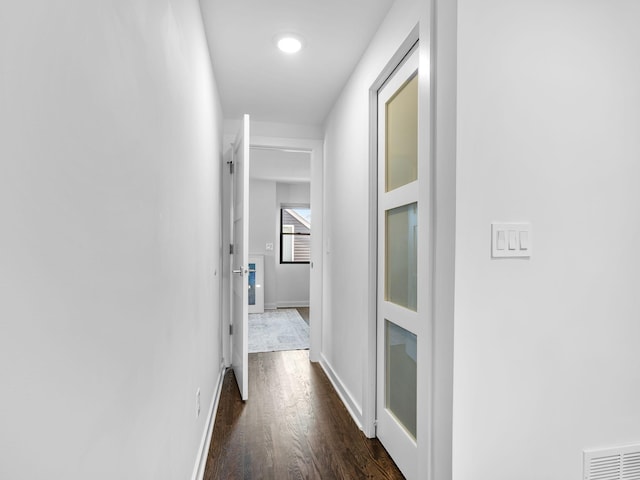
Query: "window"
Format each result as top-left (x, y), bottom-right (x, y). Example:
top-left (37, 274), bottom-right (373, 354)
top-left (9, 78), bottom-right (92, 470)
top-left (280, 207), bottom-right (311, 264)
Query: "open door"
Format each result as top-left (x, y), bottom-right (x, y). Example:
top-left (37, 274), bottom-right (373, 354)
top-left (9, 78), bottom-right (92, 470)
top-left (231, 114), bottom-right (250, 400)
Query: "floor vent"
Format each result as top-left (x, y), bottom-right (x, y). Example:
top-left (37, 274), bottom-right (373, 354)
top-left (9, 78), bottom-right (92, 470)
top-left (584, 444), bottom-right (640, 480)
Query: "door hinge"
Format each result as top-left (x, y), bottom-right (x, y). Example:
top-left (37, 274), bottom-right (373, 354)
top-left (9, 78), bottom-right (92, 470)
top-left (229, 244), bottom-right (234, 254)
top-left (229, 324), bottom-right (233, 335)
top-left (227, 160), bottom-right (234, 174)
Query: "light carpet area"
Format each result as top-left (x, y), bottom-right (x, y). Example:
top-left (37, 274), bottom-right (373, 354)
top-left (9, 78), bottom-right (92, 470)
top-left (249, 309), bottom-right (309, 353)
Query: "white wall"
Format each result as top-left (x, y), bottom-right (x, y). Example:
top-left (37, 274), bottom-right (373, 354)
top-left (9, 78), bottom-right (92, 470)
top-left (251, 148), bottom-right (311, 183)
top-left (224, 119), bottom-right (323, 143)
top-left (0, 1), bottom-right (224, 479)
top-left (249, 179), bottom-right (278, 308)
top-left (453, 0), bottom-right (640, 478)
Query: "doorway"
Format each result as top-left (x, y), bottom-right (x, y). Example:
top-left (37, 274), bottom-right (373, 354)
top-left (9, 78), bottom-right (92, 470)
top-left (222, 133), bottom-right (324, 374)
top-left (248, 147), bottom-right (312, 354)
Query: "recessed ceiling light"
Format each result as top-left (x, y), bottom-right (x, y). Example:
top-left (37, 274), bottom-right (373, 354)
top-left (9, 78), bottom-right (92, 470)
top-left (277, 35), bottom-right (303, 54)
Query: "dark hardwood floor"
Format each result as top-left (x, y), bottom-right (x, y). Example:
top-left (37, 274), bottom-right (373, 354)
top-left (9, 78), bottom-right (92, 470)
top-left (204, 350), bottom-right (404, 479)
top-left (295, 306), bottom-right (309, 325)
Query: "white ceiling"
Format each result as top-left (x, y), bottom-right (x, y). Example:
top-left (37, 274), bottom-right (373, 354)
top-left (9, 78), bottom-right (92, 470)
top-left (250, 148), bottom-right (310, 183)
top-left (200, 0), bottom-right (395, 127)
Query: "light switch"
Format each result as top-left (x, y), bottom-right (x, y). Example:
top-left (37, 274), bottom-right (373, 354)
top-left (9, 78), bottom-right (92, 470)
top-left (492, 223), bottom-right (532, 258)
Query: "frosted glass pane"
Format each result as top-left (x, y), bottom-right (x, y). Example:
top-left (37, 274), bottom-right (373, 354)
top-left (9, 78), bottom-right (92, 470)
top-left (386, 75), bottom-right (418, 192)
top-left (386, 203), bottom-right (418, 311)
top-left (385, 320), bottom-right (417, 439)
top-left (248, 262), bottom-right (256, 306)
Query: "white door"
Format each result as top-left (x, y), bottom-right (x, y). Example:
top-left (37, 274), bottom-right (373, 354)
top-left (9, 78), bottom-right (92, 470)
top-left (376, 46), bottom-right (423, 479)
top-left (231, 114), bottom-right (250, 400)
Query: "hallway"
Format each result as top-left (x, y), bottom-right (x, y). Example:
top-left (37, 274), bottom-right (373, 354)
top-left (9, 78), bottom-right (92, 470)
top-left (204, 351), bottom-right (404, 479)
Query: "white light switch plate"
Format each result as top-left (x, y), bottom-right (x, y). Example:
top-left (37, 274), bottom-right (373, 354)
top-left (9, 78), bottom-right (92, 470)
top-left (492, 223), bottom-right (531, 258)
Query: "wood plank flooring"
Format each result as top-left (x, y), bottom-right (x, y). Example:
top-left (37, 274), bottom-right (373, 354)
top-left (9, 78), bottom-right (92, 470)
top-left (204, 350), bottom-right (404, 479)
top-left (294, 307), bottom-right (309, 324)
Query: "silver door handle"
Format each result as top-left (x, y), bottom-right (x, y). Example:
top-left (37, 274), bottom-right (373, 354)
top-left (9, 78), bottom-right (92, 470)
top-left (232, 269), bottom-right (242, 274)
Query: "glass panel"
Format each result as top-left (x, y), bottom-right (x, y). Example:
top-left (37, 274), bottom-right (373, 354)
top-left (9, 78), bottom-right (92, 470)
top-left (286, 208), bottom-right (311, 226)
top-left (385, 203), bottom-right (418, 311)
top-left (385, 320), bottom-right (417, 439)
top-left (281, 208), bottom-right (311, 263)
top-left (248, 262), bottom-right (256, 305)
top-left (282, 225), bottom-right (294, 262)
top-left (386, 74), bottom-right (418, 192)
top-left (291, 234), bottom-right (311, 262)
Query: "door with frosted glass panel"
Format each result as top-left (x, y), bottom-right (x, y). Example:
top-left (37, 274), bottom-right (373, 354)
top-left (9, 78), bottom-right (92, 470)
top-left (376, 46), bottom-right (422, 480)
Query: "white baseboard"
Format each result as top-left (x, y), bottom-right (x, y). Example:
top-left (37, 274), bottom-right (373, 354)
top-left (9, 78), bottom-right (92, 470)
top-left (191, 364), bottom-right (226, 480)
top-left (276, 301), bottom-right (310, 308)
top-left (264, 303), bottom-right (277, 310)
top-left (319, 354), bottom-right (364, 431)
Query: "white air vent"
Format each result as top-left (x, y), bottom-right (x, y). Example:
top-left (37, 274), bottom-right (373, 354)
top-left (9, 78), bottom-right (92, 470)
top-left (584, 444), bottom-right (640, 480)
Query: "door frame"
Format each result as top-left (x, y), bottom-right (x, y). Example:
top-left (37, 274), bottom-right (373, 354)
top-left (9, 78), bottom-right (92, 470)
top-left (222, 134), bottom-right (324, 364)
top-left (365, 14), bottom-right (455, 480)
top-left (363, 26), bottom-right (422, 440)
